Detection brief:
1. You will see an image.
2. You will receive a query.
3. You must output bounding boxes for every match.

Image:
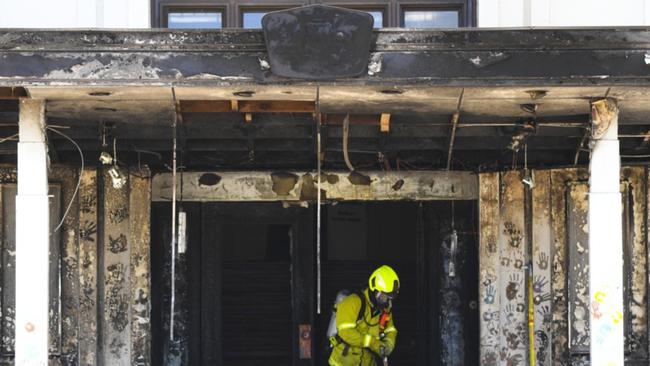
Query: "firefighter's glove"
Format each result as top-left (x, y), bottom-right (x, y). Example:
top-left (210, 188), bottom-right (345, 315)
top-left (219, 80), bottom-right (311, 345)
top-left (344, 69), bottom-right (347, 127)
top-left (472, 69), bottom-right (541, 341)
top-left (368, 337), bottom-right (394, 356)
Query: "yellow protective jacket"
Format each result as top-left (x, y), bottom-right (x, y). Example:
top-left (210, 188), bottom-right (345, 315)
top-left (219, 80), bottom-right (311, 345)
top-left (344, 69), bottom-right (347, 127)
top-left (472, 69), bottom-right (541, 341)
top-left (328, 289), bottom-right (397, 366)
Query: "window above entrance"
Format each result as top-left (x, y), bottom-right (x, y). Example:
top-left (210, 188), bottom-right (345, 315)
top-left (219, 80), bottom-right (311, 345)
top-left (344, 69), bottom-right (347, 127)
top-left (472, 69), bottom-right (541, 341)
top-left (153, 0), bottom-right (475, 28)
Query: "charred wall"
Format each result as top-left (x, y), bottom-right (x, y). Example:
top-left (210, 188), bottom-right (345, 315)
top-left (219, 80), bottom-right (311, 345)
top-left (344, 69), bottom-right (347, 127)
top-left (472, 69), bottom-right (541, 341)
top-left (479, 167), bottom-right (649, 365)
top-left (0, 166), bottom-right (151, 366)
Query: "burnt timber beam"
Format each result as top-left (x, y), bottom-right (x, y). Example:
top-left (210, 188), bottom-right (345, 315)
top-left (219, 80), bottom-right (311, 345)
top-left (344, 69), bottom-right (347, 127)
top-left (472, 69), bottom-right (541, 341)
top-left (179, 100), bottom-right (315, 113)
top-left (2, 29), bottom-right (650, 86)
top-left (151, 170), bottom-right (478, 202)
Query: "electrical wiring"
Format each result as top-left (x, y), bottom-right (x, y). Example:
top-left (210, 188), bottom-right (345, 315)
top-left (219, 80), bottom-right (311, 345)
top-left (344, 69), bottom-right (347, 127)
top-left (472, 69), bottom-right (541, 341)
top-left (46, 126), bottom-right (83, 233)
top-left (342, 113), bottom-right (355, 172)
top-left (0, 133), bottom-right (18, 144)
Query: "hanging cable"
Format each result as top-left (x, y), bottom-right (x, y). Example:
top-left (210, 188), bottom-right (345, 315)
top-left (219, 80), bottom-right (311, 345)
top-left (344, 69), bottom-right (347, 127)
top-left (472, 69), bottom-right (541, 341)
top-left (342, 113), bottom-right (355, 172)
top-left (170, 87), bottom-right (179, 341)
top-left (47, 127), bottom-right (83, 232)
top-left (316, 86), bottom-right (323, 314)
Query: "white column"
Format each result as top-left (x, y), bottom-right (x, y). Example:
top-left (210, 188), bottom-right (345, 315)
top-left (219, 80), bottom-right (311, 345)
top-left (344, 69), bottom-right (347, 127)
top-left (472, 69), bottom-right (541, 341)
top-left (15, 99), bottom-right (49, 366)
top-left (588, 98), bottom-right (624, 366)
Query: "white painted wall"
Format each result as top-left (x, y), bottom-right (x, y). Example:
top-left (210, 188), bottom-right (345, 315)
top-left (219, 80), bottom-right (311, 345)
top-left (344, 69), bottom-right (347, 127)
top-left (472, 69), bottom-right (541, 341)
top-left (479, 0), bottom-right (650, 27)
top-left (0, 0), bottom-right (150, 28)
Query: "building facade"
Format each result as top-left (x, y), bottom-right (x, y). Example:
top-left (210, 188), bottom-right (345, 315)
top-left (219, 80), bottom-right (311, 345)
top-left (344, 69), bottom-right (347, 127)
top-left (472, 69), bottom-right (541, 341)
top-left (1, 2), bottom-right (650, 366)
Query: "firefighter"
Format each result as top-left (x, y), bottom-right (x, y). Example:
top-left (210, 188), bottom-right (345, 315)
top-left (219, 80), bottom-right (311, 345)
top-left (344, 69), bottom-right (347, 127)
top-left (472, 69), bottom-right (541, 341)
top-left (329, 265), bottom-right (399, 366)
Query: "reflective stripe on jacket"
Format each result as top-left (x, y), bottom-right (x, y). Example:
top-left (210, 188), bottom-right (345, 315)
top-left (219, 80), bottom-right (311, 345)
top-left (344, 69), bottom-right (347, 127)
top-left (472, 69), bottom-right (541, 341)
top-left (329, 289), bottom-right (397, 366)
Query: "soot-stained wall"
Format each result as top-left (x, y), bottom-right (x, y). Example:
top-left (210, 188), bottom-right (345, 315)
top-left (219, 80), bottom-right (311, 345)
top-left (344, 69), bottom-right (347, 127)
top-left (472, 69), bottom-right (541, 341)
top-left (0, 166), bottom-right (151, 366)
top-left (479, 167), bottom-right (649, 366)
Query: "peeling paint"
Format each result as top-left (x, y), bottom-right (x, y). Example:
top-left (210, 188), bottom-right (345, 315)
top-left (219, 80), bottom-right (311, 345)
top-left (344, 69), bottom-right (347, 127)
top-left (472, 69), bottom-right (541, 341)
top-left (102, 169), bottom-right (131, 365)
top-left (271, 171), bottom-right (299, 196)
top-left (347, 171), bottom-right (372, 186)
top-left (567, 182), bottom-right (590, 352)
top-left (198, 173), bottom-right (221, 186)
top-left (129, 171), bottom-right (152, 366)
top-left (44, 54), bottom-right (163, 80)
top-left (78, 170), bottom-right (98, 366)
top-left (153, 171), bottom-right (478, 202)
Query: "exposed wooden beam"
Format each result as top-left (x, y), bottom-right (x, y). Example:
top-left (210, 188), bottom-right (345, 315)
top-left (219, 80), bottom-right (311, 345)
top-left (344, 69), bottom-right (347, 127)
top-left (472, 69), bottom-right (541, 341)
top-left (0, 87), bottom-right (28, 99)
top-left (322, 114), bottom-right (380, 126)
top-left (179, 100), bottom-right (315, 114)
top-left (238, 100), bottom-right (314, 113)
top-left (180, 100), bottom-right (231, 113)
top-left (380, 113), bottom-right (390, 133)
top-left (152, 170), bottom-right (478, 202)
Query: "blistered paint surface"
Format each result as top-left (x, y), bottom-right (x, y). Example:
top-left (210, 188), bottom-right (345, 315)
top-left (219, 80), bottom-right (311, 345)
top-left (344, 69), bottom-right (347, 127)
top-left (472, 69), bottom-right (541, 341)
top-left (440, 232), bottom-right (466, 365)
top-left (479, 172), bottom-right (500, 366)
top-left (78, 170), bottom-right (98, 366)
top-left (497, 171), bottom-right (527, 366)
top-left (567, 182), bottom-right (590, 352)
top-left (129, 171), bottom-right (152, 366)
top-left (102, 170), bottom-right (131, 365)
top-left (532, 170), bottom-right (552, 366)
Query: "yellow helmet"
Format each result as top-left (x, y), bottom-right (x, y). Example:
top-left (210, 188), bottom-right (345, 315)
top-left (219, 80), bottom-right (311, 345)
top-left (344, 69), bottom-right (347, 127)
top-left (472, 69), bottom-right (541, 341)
top-left (368, 265), bottom-right (400, 296)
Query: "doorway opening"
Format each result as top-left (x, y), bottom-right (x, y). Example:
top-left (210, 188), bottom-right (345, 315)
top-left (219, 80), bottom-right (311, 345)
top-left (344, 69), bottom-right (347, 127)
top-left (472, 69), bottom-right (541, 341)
top-left (151, 200), bottom-right (479, 365)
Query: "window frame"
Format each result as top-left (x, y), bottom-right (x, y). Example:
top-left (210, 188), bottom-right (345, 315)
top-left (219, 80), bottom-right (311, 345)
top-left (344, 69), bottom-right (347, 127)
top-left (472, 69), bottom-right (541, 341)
top-left (237, 3), bottom-right (302, 28)
top-left (399, 4), bottom-right (464, 28)
top-left (162, 5), bottom-right (226, 29)
top-left (151, 0), bottom-right (476, 29)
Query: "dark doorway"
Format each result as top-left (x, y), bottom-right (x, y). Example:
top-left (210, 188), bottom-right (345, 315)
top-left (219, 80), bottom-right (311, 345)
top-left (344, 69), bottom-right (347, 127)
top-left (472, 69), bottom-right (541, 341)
top-left (315, 201), bottom-right (479, 366)
top-left (151, 202), bottom-right (313, 366)
top-left (152, 200), bottom-right (478, 366)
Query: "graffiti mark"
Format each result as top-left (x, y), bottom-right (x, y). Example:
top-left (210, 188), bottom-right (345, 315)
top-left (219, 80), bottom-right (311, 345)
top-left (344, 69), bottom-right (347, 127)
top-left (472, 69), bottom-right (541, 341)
top-left (533, 276), bottom-right (549, 294)
top-left (503, 304), bottom-right (516, 325)
top-left (513, 259), bottom-right (524, 269)
top-left (516, 303), bottom-right (526, 313)
top-left (534, 330), bottom-right (550, 366)
top-left (483, 311), bottom-right (500, 336)
top-left (109, 206), bottom-right (129, 224)
top-left (487, 234), bottom-right (497, 254)
top-left (506, 332), bottom-right (520, 349)
top-left (537, 305), bottom-right (552, 324)
top-left (506, 353), bottom-right (523, 366)
top-left (537, 252), bottom-right (549, 270)
top-left (506, 274), bottom-right (520, 301)
top-left (484, 284), bottom-right (496, 304)
top-left (503, 222), bottom-right (523, 248)
top-left (534, 292), bottom-right (552, 305)
top-left (106, 264), bottom-right (129, 332)
top-left (108, 234), bottom-right (128, 254)
top-left (79, 220), bottom-right (97, 242)
top-left (80, 189), bottom-right (97, 214)
top-left (482, 350), bottom-right (498, 365)
top-left (501, 257), bottom-right (511, 267)
top-left (594, 291), bottom-right (607, 303)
